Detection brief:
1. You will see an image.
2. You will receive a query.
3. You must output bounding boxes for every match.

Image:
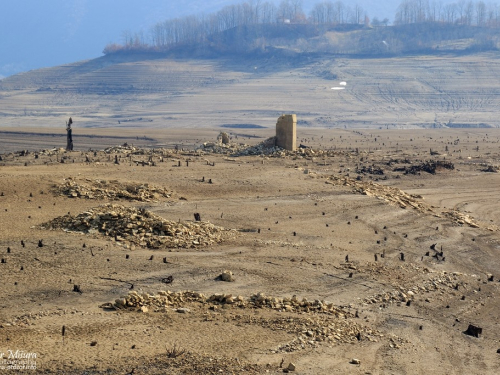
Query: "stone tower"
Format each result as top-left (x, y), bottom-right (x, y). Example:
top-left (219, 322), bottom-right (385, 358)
top-left (275, 114), bottom-right (296, 151)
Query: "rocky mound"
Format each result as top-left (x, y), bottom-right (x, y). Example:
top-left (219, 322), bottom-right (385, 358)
top-left (325, 174), bottom-right (497, 230)
top-left (106, 290), bottom-right (346, 315)
top-left (199, 133), bottom-right (348, 158)
top-left (199, 135), bottom-right (279, 156)
top-left (103, 143), bottom-right (175, 156)
top-left (54, 177), bottom-right (171, 202)
top-left (100, 290), bottom-right (382, 351)
top-left (41, 204), bottom-right (234, 248)
top-left (326, 175), bottom-right (430, 211)
top-left (362, 268), bottom-right (476, 305)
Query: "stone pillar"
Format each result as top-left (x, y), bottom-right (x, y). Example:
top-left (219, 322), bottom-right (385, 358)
top-left (275, 114), bottom-right (296, 151)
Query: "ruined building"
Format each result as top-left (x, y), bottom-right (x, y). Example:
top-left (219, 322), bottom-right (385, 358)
top-left (275, 114), bottom-right (296, 151)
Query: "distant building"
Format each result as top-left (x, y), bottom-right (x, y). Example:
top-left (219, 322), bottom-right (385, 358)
top-left (277, 17), bottom-right (291, 24)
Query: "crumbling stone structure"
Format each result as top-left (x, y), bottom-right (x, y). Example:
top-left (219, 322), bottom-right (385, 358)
top-left (276, 114), bottom-right (296, 151)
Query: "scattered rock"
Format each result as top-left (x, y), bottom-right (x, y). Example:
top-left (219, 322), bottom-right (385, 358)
top-left (286, 362), bottom-right (296, 371)
top-left (464, 324), bottom-right (482, 338)
top-left (220, 270), bottom-right (235, 282)
top-left (161, 275), bottom-right (174, 284)
top-left (350, 358), bottom-right (361, 365)
top-left (393, 160), bottom-right (454, 175)
top-left (480, 165), bottom-right (498, 173)
top-left (356, 165), bottom-right (384, 175)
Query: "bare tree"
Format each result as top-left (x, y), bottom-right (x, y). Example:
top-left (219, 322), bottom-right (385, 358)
top-left (351, 4), bottom-right (365, 24)
top-left (121, 30), bottom-right (133, 46)
top-left (456, 0), bottom-right (466, 23)
top-left (443, 3), bottom-right (458, 23)
top-left (486, 2), bottom-right (500, 27)
top-left (278, 0), bottom-right (294, 21)
top-left (310, 3), bottom-right (325, 24)
top-left (326, 2), bottom-right (336, 23)
top-left (476, 1), bottom-right (486, 25)
top-left (464, 1), bottom-right (474, 25)
top-left (334, 1), bottom-right (345, 23)
top-left (290, 0), bottom-right (305, 21)
top-left (261, 1), bottom-right (277, 23)
top-left (428, 0), bottom-right (443, 22)
top-left (395, 1), bottom-right (412, 24)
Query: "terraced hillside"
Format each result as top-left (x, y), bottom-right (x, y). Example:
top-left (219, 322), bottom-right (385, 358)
top-left (1, 52), bottom-right (500, 130)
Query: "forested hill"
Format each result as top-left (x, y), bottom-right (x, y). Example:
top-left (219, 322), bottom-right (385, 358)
top-left (105, 22), bottom-right (499, 58)
top-left (103, 0), bottom-right (500, 58)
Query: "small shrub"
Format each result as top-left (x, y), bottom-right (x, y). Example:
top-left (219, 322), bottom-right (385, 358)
top-left (166, 343), bottom-right (186, 358)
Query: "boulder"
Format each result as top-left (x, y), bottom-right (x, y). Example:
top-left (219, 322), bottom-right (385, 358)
top-left (220, 270), bottom-right (235, 282)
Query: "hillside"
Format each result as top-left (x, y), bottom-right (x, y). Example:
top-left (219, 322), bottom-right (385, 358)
top-left (1, 30), bottom-right (500, 133)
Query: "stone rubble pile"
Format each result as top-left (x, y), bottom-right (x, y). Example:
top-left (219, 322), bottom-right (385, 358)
top-left (54, 177), bottom-right (171, 202)
top-left (442, 210), bottom-right (481, 228)
top-left (363, 288), bottom-right (415, 305)
top-left (38, 148), bottom-right (67, 156)
top-left (273, 317), bottom-right (380, 352)
top-left (325, 175), bottom-right (493, 230)
top-left (233, 137), bottom-right (282, 156)
top-left (225, 314), bottom-right (380, 353)
top-left (104, 143), bottom-right (142, 154)
top-left (103, 144), bottom-right (174, 156)
top-left (41, 204), bottom-right (234, 249)
top-left (326, 175), bottom-right (430, 211)
top-left (246, 292), bottom-right (347, 315)
top-left (1, 148), bottom-right (65, 159)
top-left (101, 290), bottom-right (383, 351)
top-left (199, 135), bottom-right (348, 158)
top-left (105, 290), bottom-right (350, 316)
top-left (362, 271), bottom-right (474, 306)
top-left (199, 136), bottom-right (279, 156)
top-left (112, 290), bottom-right (205, 310)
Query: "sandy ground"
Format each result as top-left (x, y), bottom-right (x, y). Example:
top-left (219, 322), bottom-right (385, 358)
top-left (0, 127), bottom-right (499, 374)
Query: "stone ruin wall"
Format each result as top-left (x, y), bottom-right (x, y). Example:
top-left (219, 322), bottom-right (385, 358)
top-left (276, 114), bottom-right (296, 151)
